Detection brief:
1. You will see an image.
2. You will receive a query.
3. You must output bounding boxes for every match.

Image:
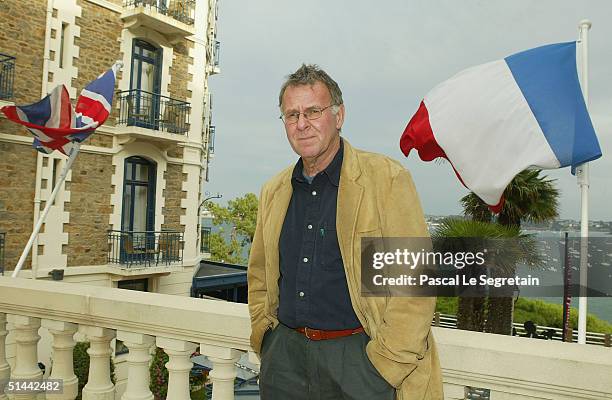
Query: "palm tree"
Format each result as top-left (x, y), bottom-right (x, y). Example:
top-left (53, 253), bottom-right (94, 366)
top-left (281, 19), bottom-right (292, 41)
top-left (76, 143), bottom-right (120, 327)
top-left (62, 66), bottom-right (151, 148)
top-left (461, 169), bottom-right (560, 334)
top-left (432, 218), bottom-right (544, 332)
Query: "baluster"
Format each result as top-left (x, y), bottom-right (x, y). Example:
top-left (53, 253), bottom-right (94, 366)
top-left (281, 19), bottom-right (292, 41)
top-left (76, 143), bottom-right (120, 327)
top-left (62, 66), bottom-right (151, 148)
top-left (201, 344), bottom-right (241, 400)
top-left (117, 331), bottom-right (154, 400)
top-left (42, 320), bottom-right (78, 400)
top-left (156, 337), bottom-right (197, 400)
top-left (0, 313), bottom-right (10, 400)
top-left (10, 315), bottom-right (42, 400)
top-left (80, 326), bottom-right (115, 400)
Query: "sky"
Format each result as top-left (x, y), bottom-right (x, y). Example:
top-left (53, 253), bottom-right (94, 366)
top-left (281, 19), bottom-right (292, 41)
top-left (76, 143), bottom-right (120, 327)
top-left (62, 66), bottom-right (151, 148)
top-left (205, 0), bottom-right (612, 221)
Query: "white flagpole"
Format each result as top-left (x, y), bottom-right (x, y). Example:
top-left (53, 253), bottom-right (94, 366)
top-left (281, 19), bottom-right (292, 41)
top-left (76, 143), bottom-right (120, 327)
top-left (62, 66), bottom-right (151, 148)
top-left (12, 143), bottom-right (82, 278)
top-left (576, 19), bottom-right (592, 345)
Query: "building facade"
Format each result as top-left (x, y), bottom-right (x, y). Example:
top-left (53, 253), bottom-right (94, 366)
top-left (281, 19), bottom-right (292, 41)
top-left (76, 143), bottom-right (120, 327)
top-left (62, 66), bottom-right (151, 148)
top-left (0, 0), bottom-right (219, 295)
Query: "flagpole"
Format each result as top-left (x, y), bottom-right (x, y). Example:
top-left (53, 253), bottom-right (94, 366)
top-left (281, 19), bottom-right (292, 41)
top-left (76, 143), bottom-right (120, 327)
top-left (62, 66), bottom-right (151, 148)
top-left (12, 143), bottom-right (82, 278)
top-left (576, 19), bottom-right (591, 345)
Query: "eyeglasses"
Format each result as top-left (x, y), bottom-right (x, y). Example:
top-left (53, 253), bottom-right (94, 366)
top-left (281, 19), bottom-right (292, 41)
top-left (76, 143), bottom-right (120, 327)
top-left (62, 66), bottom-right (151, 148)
top-left (280, 104), bottom-right (335, 125)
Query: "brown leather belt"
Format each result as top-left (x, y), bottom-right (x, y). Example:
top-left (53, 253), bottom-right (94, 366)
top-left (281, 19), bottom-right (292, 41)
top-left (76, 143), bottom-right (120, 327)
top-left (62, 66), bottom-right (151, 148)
top-left (295, 326), bottom-right (364, 341)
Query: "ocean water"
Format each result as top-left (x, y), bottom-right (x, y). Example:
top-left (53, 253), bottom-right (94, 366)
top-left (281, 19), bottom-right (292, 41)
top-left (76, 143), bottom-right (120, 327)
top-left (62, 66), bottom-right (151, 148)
top-left (520, 230), bottom-right (612, 324)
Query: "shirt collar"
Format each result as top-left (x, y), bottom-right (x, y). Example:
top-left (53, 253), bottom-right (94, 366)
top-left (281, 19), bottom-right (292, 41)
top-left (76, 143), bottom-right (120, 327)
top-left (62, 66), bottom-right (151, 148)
top-left (291, 138), bottom-right (343, 187)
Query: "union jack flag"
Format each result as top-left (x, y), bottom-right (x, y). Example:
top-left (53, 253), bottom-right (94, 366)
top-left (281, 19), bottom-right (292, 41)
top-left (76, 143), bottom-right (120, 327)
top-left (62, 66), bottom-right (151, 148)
top-left (1, 62), bottom-right (120, 155)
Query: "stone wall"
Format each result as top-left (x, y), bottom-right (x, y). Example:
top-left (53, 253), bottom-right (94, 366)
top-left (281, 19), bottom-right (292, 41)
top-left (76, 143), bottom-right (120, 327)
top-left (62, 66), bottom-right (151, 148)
top-left (161, 163), bottom-right (186, 233)
top-left (168, 40), bottom-right (193, 135)
top-left (168, 40), bottom-right (193, 102)
top-left (0, 142), bottom-right (37, 271)
top-left (0, 0), bottom-right (47, 138)
top-left (64, 152), bottom-right (114, 266)
top-left (75, 0), bottom-right (123, 127)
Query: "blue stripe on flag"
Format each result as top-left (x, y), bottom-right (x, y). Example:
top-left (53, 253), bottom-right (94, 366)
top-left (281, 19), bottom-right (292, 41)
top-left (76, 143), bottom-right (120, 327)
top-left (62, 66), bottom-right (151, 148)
top-left (505, 42), bottom-right (601, 170)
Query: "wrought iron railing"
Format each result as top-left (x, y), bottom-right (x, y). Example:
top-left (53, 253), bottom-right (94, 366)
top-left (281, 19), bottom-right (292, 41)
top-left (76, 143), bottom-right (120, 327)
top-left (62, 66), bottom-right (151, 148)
top-left (0, 54), bottom-right (15, 100)
top-left (208, 125), bottom-right (215, 154)
top-left (0, 232), bottom-right (5, 275)
top-left (124, 0), bottom-right (195, 25)
top-left (200, 227), bottom-right (211, 253)
top-left (117, 89), bottom-right (190, 134)
top-left (107, 230), bottom-right (184, 267)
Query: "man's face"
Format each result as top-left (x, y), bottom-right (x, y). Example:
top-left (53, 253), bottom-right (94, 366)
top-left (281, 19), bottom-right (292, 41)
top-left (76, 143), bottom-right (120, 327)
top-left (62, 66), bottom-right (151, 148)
top-left (281, 82), bottom-right (345, 161)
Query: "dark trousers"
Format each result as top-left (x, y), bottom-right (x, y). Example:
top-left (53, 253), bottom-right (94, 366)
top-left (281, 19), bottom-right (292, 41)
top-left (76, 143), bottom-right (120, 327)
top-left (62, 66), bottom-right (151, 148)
top-left (259, 324), bottom-right (395, 400)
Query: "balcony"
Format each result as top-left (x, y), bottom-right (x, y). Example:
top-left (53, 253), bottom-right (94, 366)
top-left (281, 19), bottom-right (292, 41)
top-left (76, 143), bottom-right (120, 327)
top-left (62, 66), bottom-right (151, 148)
top-left (208, 125), bottom-right (216, 154)
top-left (207, 40), bottom-right (221, 75)
top-left (0, 54), bottom-right (15, 104)
top-left (121, 0), bottom-right (196, 40)
top-left (107, 230), bottom-right (184, 273)
top-left (1, 277), bottom-right (611, 400)
top-left (115, 89), bottom-right (190, 145)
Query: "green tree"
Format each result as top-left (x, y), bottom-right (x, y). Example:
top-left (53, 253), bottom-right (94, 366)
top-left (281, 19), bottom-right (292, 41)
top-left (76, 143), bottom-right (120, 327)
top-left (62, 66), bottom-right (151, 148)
top-left (461, 169), bottom-right (559, 334)
top-left (432, 218), bottom-right (544, 333)
top-left (206, 193), bottom-right (258, 265)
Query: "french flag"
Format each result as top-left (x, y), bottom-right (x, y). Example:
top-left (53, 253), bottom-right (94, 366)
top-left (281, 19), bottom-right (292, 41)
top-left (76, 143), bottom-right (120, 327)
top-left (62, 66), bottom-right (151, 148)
top-left (400, 42), bottom-right (602, 212)
top-left (1, 62), bottom-right (120, 155)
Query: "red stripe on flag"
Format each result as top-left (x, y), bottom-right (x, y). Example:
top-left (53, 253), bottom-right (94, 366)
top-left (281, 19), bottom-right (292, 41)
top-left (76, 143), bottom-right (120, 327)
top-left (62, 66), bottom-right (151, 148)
top-left (400, 101), bottom-right (506, 213)
top-left (400, 101), bottom-right (446, 161)
top-left (59, 86), bottom-right (72, 129)
top-left (75, 96), bottom-right (109, 123)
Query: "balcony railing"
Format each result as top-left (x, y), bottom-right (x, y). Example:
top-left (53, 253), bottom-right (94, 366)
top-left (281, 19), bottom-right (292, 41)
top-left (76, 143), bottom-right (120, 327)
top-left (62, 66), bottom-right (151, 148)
top-left (1, 277), bottom-right (612, 400)
top-left (107, 230), bottom-right (184, 267)
top-left (124, 0), bottom-right (195, 25)
top-left (117, 89), bottom-right (190, 134)
top-left (0, 54), bottom-right (15, 101)
top-left (0, 232), bottom-right (5, 276)
top-left (208, 125), bottom-right (216, 154)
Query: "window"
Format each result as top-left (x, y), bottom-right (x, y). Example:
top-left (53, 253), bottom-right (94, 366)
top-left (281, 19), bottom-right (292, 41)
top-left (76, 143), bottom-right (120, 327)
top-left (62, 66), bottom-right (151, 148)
top-left (121, 156), bottom-right (156, 233)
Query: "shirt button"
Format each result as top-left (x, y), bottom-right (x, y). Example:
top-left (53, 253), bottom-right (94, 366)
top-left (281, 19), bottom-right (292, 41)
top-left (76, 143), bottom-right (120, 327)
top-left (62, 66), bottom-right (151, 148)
top-left (311, 190), bottom-right (317, 196)
top-left (303, 257), bottom-right (309, 263)
top-left (307, 224), bottom-right (313, 229)
top-left (299, 291), bottom-right (305, 297)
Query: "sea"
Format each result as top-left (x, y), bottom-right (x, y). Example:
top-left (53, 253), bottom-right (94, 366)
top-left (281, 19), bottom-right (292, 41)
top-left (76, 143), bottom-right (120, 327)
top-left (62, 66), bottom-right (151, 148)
top-left (518, 230), bottom-right (612, 324)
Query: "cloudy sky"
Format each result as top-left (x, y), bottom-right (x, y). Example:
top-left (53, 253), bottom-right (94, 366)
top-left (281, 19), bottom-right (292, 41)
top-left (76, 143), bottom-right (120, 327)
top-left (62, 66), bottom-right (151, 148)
top-left (206, 0), bottom-right (612, 221)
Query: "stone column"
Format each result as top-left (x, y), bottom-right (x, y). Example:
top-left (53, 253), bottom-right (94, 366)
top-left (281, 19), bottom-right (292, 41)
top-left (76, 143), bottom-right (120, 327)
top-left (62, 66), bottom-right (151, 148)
top-left (42, 320), bottom-right (78, 400)
top-left (200, 344), bottom-right (241, 400)
top-left (156, 337), bottom-right (197, 400)
top-left (10, 316), bottom-right (43, 400)
top-left (0, 313), bottom-right (10, 400)
top-left (117, 331), bottom-right (154, 400)
top-left (80, 326), bottom-right (115, 400)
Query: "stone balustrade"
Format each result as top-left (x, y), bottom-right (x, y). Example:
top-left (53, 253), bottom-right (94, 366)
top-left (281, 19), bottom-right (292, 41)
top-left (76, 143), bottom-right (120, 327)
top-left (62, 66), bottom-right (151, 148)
top-left (1, 276), bottom-right (611, 400)
top-left (0, 276), bottom-right (253, 400)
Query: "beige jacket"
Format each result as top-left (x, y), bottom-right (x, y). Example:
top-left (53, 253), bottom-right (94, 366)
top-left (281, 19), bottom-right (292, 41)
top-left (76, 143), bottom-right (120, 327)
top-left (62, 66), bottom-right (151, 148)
top-left (247, 139), bottom-right (444, 400)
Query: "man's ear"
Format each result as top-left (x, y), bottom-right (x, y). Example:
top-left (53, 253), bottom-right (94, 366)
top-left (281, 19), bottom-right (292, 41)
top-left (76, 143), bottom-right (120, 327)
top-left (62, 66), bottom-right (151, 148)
top-left (335, 104), bottom-right (345, 130)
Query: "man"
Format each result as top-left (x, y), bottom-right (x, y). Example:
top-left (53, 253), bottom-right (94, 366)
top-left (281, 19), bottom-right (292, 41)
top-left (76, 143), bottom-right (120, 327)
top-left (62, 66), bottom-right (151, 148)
top-left (247, 64), bottom-right (443, 400)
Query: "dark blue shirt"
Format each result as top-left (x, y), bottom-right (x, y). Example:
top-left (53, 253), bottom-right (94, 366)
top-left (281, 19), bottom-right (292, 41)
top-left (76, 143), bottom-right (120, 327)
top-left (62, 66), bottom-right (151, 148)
top-left (278, 140), bottom-right (361, 330)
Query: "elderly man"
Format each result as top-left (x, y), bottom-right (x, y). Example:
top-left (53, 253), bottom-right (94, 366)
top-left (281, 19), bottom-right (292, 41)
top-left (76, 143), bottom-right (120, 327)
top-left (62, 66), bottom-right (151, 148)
top-left (248, 64), bottom-right (443, 400)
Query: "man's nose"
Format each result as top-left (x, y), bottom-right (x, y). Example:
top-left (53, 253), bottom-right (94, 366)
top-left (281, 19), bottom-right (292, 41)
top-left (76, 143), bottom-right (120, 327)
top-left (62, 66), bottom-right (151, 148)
top-left (296, 113), bottom-right (310, 130)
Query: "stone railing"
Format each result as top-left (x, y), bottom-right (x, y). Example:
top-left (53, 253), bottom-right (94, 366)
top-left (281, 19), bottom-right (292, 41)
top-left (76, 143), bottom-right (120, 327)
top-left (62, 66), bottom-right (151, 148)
top-left (1, 276), bottom-right (611, 400)
top-left (0, 276), bottom-right (253, 400)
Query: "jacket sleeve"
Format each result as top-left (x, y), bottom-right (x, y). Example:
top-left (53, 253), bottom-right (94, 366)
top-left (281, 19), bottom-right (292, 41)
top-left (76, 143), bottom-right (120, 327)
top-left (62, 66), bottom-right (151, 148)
top-left (365, 168), bottom-right (437, 388)
top-left (247, 186), bottom-right (273, 355)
